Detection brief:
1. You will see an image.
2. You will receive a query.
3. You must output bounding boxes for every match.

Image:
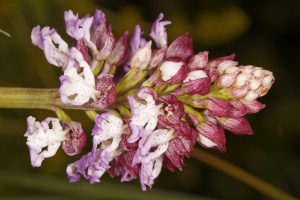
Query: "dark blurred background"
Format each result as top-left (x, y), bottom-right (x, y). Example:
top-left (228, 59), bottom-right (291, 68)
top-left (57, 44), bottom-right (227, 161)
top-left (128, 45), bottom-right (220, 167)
top-left (0, 0), bottom-right (299, 199)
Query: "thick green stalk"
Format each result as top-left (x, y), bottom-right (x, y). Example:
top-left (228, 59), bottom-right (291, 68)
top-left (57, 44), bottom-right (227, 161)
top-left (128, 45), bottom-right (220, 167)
top-left (0, 87), bottom-right (100, 111)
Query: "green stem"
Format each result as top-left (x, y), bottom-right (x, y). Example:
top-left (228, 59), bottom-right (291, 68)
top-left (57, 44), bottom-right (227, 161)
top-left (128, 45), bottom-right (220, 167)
top-left (183, 104), bottom-right (204, 123)
top-left (191, 148), bottom-right (297, 200)
top-left (0, 87), bottom-right (101, 111)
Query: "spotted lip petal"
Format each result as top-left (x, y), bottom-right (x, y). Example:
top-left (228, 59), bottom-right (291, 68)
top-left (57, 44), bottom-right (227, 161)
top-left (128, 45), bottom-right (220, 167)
top-left (25, 117), bottom-right (69, 167)
top-left (91, 112), bottom-right (126, 169)
top-left (127, 87), bottom-right (159, 143)
top-left (62, 121), bottom-right (87, 156)
top-left (89, 74), bottom-right (116, 110)
top-left (31, 26), bottom-right (69, 69)
top-left (166, 32), bottom-right (190, 60)
top-left (149, 13), bottom-right (171, 48)
top-left (59, 48), bottom-right (99, 106)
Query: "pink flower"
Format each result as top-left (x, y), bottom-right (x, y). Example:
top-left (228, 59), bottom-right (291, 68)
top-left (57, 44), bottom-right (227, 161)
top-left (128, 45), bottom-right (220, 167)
top-left (159, 57), bottom-right (187, 84)
top-left (89, 74), bottom-right (116, 110)
top-left (106, 31), bottom-right (130, 67)
top-left (156, 95), bottom-right (185, 128)
top-left (62, 121), bottom-right (87, 156)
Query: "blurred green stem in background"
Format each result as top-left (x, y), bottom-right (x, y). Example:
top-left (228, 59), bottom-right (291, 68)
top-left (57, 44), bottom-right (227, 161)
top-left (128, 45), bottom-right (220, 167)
top-left (191, 148), bottom-right (297, 200)
top-left (0, 170), bottom-right (213, 200)
top-left (0, 29), bottom-right (11, 37)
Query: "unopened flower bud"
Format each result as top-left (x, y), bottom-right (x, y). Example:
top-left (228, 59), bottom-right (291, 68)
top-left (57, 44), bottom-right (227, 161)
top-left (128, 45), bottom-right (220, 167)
top-left (207, 54), bottom-right (236, 68)
top-left (215, 70), bottom-right (240, 88)
top-left (186, 51), bottom-right (209, 70)
top-left (240, 99), bottom-right (266, 114)
top-left (145, 45), bottom-right (167, 70)
top-left (242, 86), bottom-right (262, 101)
top-left (130, 41), bottom-right (152, 70)
top-left (204, 97), bottom-right (233, 117)
top-left (186, 38), bottom-right (194, 61)
top-left (166, 32), bottom-right (189, 60)
top-left (159, 56), bottom-right (187, 84)
top-left (188, 114), bottom-right (226, 152)
top-left (173, 70), bottom-right (210, 96)
top-left (228, 101), bottom-right (247, 118)
top-left (196, 121), bottom-right (226, 152)
top-left (216, 116), bottom-right (253, 135)
top-left (92, 19), bottom-right (116, 60)
top-left (234, 74), bottom-right (252, 87)
top-left (62, 121), bottom-right (87, 156)
top-left (202, 66), bottom-right (219, 83)
top-left (106, 31), bottom-right (130, 67)
top-left (217, 61), bottom-right (239, 74)
top-left (228, 84), bottom-right (249, 99)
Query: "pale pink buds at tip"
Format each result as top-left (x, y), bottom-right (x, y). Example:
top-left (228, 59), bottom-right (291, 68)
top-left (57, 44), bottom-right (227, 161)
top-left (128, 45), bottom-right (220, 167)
top-left (130, 41), bottom-right (152, 70)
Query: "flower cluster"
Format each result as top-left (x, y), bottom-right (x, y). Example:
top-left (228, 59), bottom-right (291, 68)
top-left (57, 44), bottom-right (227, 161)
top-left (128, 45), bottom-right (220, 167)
top-left (26, 9), bottom-right (274, 190)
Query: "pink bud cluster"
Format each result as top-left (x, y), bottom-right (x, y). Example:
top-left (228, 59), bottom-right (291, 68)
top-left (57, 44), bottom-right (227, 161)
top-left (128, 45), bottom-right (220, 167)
top-left (26, 9), bottom-right (275, 191)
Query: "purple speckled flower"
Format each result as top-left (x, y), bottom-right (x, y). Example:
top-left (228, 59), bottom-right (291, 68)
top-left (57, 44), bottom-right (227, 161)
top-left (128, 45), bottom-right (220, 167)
top-left (91, 9), bottom-right (105, 34)
top-left (64, 10), bottom-right (93, 41)
top-left (31, 26), bottom-right (69, 69)
top-left (149, 13), bottom-right (171, 48)
top-left (123, 25), bottom-right (147, 68)
top-left (91, 112), bottom-right (129, 169)
top-left (127, 87), bottom-right (159, 144)
top-left (25, 117), bottom-right (72, 167)
top-left (59, 47), bottom-right (99, 105)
